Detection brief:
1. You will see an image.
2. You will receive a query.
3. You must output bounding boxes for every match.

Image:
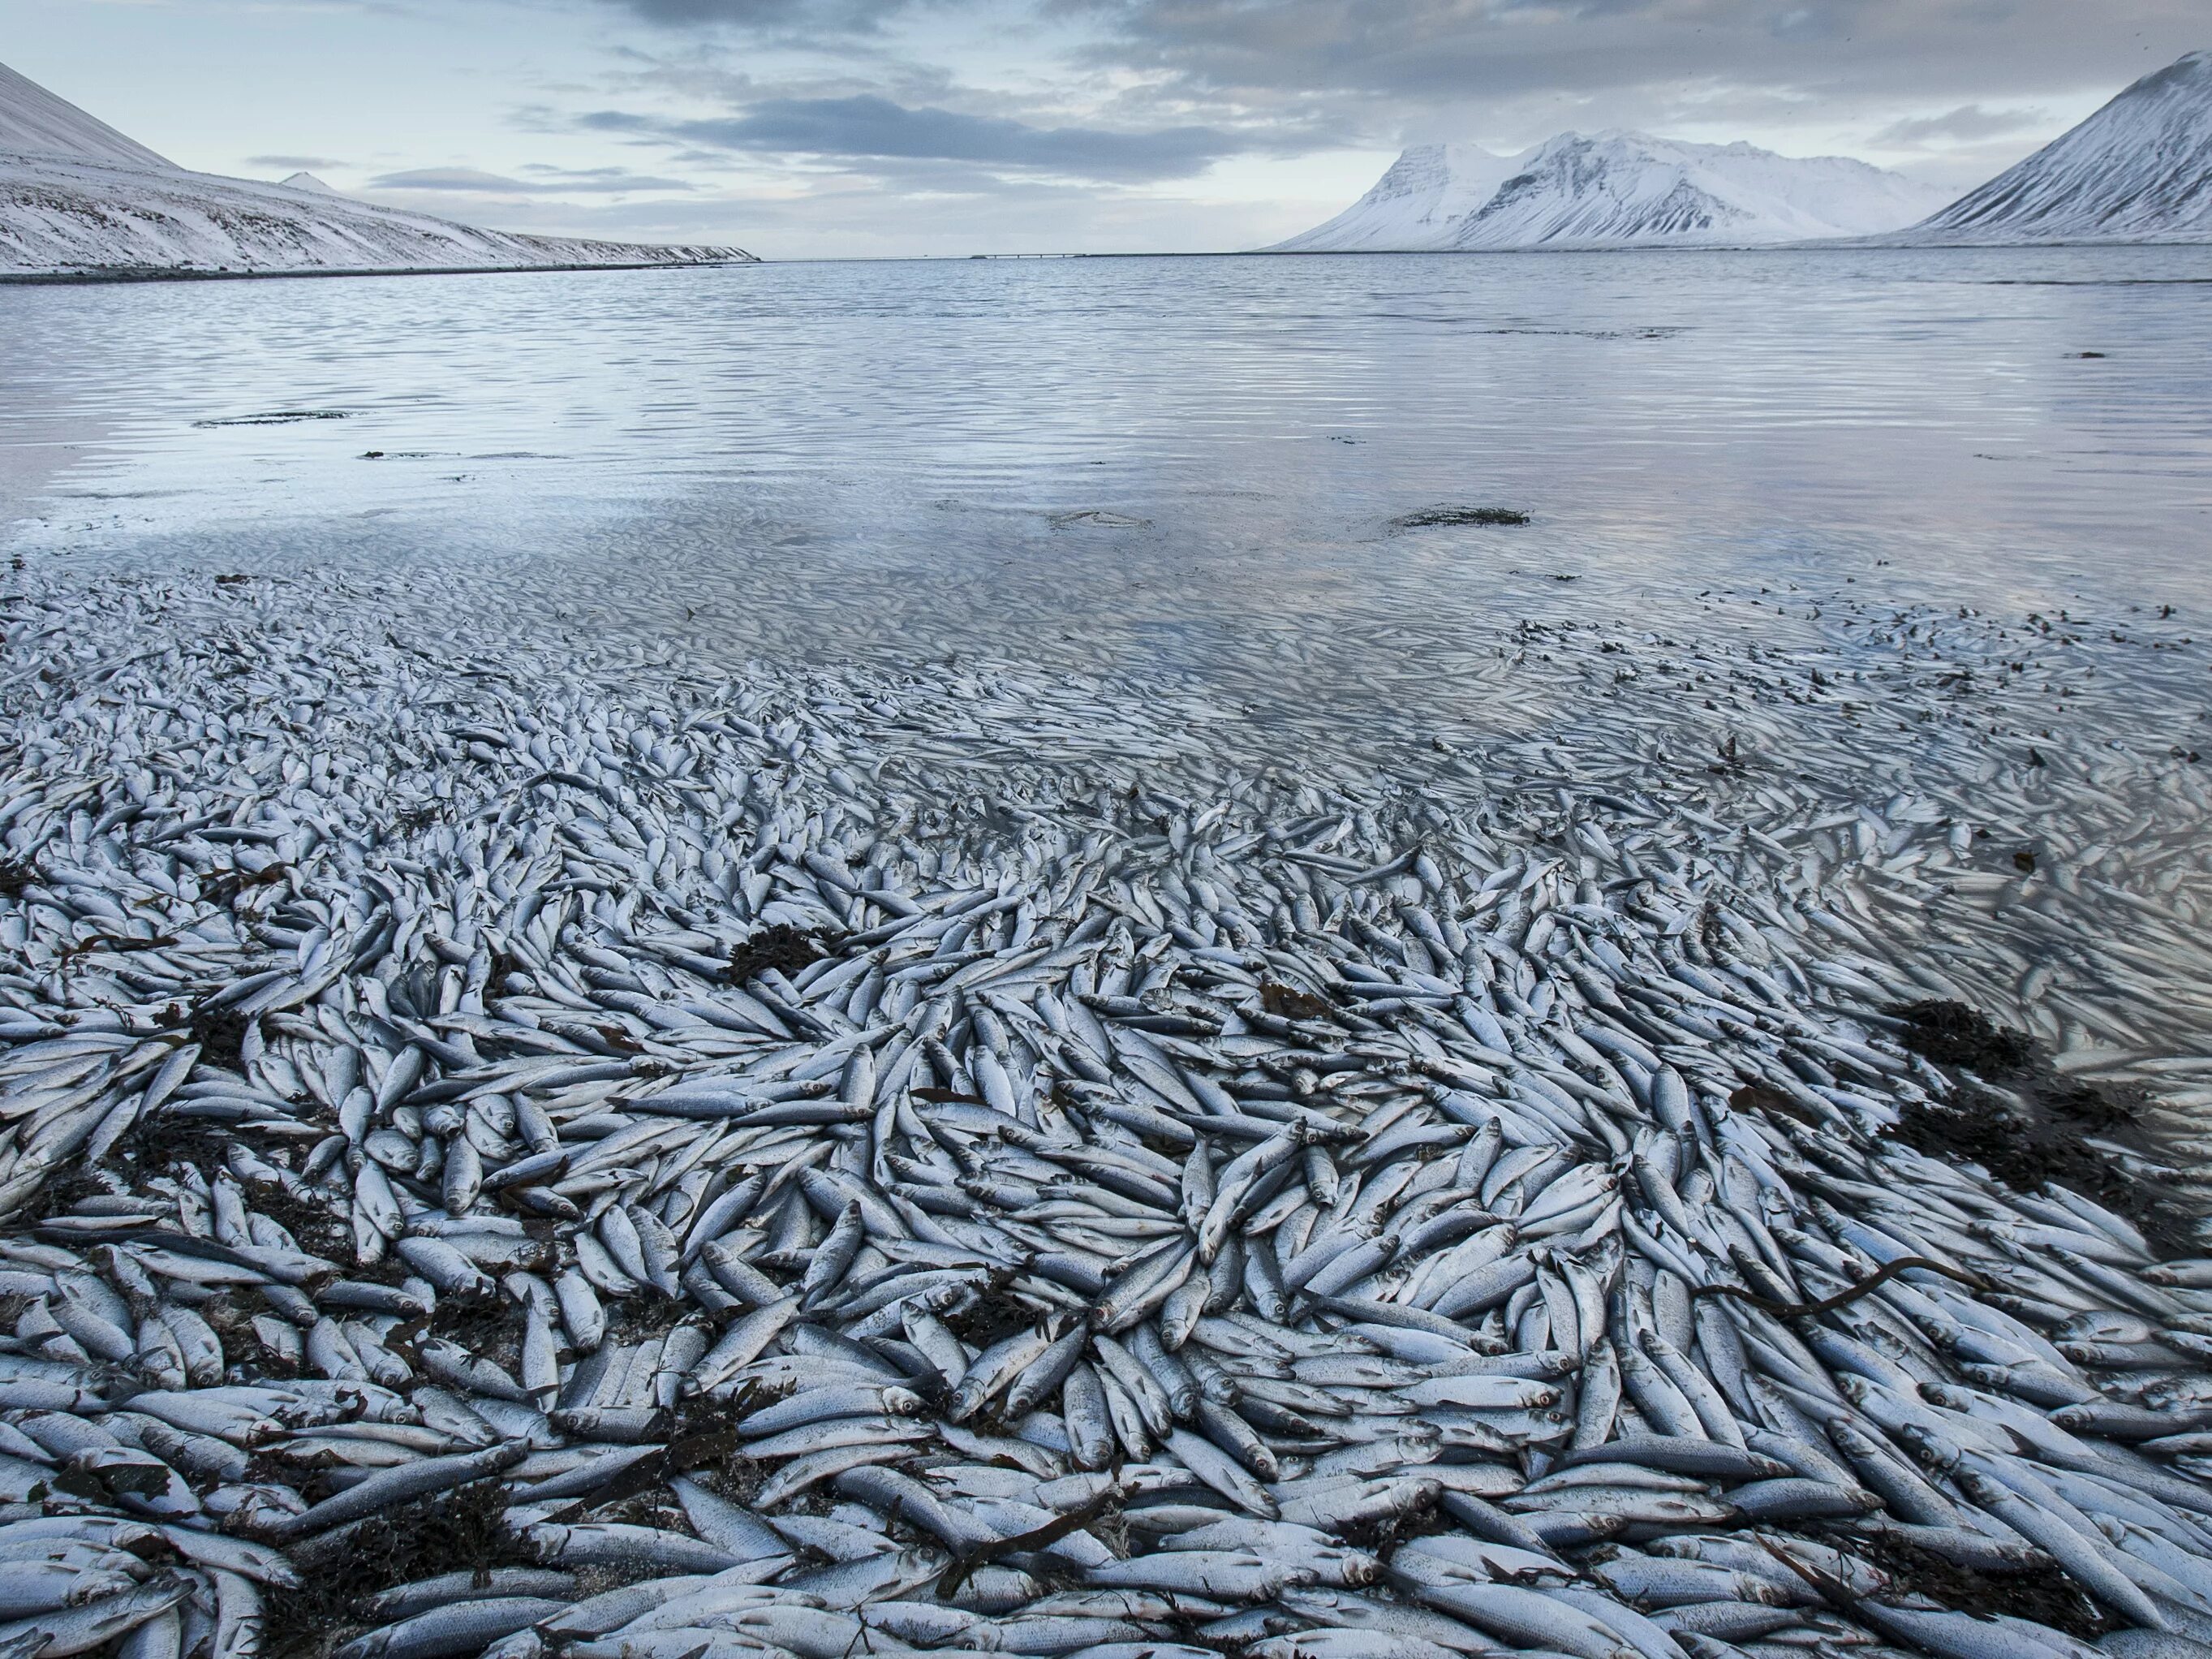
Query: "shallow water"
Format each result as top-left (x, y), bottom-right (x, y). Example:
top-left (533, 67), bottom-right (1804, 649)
top-left (6, 248), bottom-right (2210, 653)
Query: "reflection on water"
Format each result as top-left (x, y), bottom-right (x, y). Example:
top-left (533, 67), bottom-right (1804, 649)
top-left (4, 248), bottom-right (2208, 636)
top-left (3, 247), bottom-right (2210, 782)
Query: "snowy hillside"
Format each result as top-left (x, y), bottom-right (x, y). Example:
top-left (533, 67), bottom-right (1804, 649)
top-left (1276, 144), bottom-right (1523, 252)
top-left (1897, 51), bottom-right (2212, 244)
top-left (1276, 131), bottom-right (1954, 252)
top-left (0, 59), bottom-right (171, 170)
top-left (0, 59), bottom-right (753, 275)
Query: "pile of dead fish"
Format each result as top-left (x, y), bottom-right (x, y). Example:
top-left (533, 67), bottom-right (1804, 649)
top-left (3, 569), bottom-right (2212, 1659)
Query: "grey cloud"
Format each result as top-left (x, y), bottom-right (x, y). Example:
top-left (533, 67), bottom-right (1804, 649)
top-left (592, 0), bottom-right (910, 29)
top-left (581, 94), bottom-right (1249, 179)
top-left (1060, 0), bottom-right (2208, 141)
top-left (247, 153), bottom-right (346, 170)
top-left (1870, 103), bottom-right (2049, 145)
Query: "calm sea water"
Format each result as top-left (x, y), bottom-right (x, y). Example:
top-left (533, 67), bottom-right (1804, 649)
top-left (6, 248), bottom-right (2209, 613)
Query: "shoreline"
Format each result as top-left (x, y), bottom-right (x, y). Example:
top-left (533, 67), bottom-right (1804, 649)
top-left (0, 257), bottom-right (760, 287)
top-left (10, 242), bottom-right (2209, 284)
top-left (1, 562), bottom-right (2210, 1658)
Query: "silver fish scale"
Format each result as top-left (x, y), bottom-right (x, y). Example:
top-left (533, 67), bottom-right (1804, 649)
top-left (0, 567), bottom-right (2207, 1659)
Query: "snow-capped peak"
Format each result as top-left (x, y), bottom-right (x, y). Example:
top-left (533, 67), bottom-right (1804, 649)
top-left (0, 58), bottom-right (174, 170)
top-left (1275, 129), bottom-right (1954, 252)
top-left (1898, 50), bottom-right (2212, 244)
top-left (1275, 143), bottom-right (1522, 252)
top-left (1463, 130), bottom-right (1953, 248)
top-left (278, 170), bottom-right (346, 197)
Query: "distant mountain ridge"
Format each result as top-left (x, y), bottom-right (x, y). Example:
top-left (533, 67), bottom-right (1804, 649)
top-left (0, 58), bottom-right (753, 275)
top-left (1277, 131), bottom-right (1954, 252)
top-left (1892, 50), bottom-right (2212, 244)
top-left (1280, 51), bottom-right (2212, 252)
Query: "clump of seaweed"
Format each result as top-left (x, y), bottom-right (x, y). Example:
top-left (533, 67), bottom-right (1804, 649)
top-left (1392, 506), bottom-right (1531, 529)
top-left (1259, 980), bottom-right (1332, 1021)
top-left (1891, 1000), bottom-right (2037, 1075)
top-left (188, 1005), bottom-right (253, 1074)
top-left (724, 924), bottom-right (835, 985)
top-left (263, 1480), bottom-right (536, 1659)
top-left (1848, 1527), bottom-right (2111, 1641)
top-left (941, 1278), bottom-right (1042, 1351)
top-left (1885, 998), bottom-right (2188, 1259)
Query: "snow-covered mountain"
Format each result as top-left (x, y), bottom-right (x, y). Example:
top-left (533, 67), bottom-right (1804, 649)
top-left (0, 59), bottom-right (172, 171)
top-left (1276, 144), bottom-right (1526, 252)
top-left (1896, 51), bottom-right (2212, 244)
top-left (1276, 131), bottom-right (1955, 252)
top-left (0, 59), bottom-right (753, 276)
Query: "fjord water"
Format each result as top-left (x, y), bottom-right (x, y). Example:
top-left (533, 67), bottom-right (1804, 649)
top-left (6, 245), bottom-right (2211, 835)
top-left (5, 248), bottom-right (2208, 663)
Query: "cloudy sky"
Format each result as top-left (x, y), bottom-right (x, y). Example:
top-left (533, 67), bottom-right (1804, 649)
top-left (4, 0), bottom-right (2202, 256)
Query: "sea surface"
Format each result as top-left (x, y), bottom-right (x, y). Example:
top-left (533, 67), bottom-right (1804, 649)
top-left (4, 247), bottom-right (2208, 670)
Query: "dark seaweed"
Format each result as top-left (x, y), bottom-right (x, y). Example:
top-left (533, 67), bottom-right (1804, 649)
top-left (15, 1167), bottom-right (114, 1227)
top-left (122, 1112), bottom-right (234, 1171)
top-left (190, 1006), bottom-right (252, 1074)
top-left (1848, 1528), bottom-right (2112, 1641)
top-left (200, 863), bottom-right (290, 906)
top-left (263, 1480), bottom-right (536, 1659)
top-left (1891, 1000), bottom-right (2036, 1075)
top-left (1259, 980), bottom-right (1332, 1021)
top-left (1392, 506), bottom-right (1532, 528)
top-left (428, 1291), bottom-right (522, 1374)
top-left (940, 1279), bottom-right (1043, 1351)
top-left (246, 1172), bottom-right (354, 1260)
top-left (603, 1295), bottom-right (689, 1346)
top-left (723, 924), bottom-right (836, 985)
top-left (1884, 999), bottom-right (2188, 1259)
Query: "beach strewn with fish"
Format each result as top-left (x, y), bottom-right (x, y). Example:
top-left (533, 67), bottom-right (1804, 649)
top-left (4, 172), bottom-right (2212, 1659)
